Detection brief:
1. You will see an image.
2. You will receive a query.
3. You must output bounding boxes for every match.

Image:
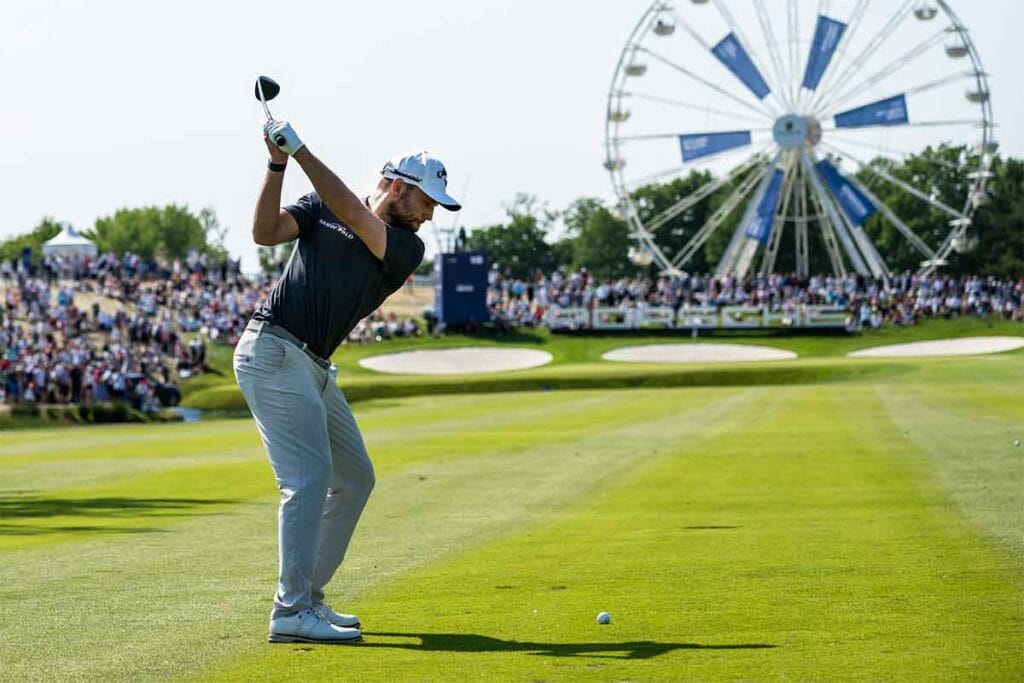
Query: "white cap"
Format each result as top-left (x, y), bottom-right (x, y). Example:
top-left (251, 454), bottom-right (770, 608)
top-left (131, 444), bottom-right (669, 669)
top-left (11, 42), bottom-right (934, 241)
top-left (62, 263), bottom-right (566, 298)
top-left (381, 152), bottom-right (461, 211)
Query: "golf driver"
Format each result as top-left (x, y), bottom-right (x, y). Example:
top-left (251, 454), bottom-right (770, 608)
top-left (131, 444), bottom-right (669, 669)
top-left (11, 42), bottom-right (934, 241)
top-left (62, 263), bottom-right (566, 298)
top-left (255, 75), bottom-right (286, 146)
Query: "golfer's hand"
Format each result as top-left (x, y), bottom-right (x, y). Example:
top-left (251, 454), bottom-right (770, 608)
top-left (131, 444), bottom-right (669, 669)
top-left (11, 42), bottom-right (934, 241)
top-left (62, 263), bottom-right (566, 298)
top-left (264, 133), bottom-right (288, 164)
top-left (264, 120), bottom-right (304, 156)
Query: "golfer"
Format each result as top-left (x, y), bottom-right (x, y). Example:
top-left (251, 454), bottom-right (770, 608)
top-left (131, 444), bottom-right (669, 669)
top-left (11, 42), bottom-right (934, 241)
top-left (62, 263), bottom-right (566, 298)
top-left (234, 119), bottom-right (460, 644)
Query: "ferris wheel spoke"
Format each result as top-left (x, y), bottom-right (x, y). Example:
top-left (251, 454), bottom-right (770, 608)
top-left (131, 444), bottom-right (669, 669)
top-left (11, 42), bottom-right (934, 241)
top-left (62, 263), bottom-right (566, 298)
top-left (643, 152), bottom-right (770, 233)
top-left (798, 0), bottom-right (872, 112)
top-left (808, 1), bottom-right (913, 113)
top-left (619, 91), bottom-right (766, 125)
top-left (787, 0), bottom-right (800, 111)
top-left (619, 143), bottom-right (769, 191)
top-left (670, 158), bottom-right (775, 270)
top-left (803, 151), bottom-right (873, 276)
top-left (841, 171), bottom-right (939, 261)
top-left (798, 154), bottom-right (847, 276)
top-left (821, 135), bottom-right (963, 170)
top-left (758, 155), bottom-right (800, 276)
top-left (637, 46), bottom-right (776, 119)
top-left (709, 0), bottom-right (787, 114)
top-left (824, 118), bottom-right (986, 133)
top-left (820, 141), bottom-right (967, 220)
top-left (819, 29), bottom-right (948, 115)
top-left (753, 0), bottom-right (793, 111)
top-left (617, 128), bottom-right (772, 144)
top-left (824, 72), bottom-right (979, 125)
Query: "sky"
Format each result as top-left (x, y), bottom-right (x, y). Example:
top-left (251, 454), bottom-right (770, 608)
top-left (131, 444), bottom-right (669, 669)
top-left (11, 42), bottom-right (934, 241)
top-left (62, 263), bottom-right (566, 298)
top-left (3, 0), bottom-right (1020, 271)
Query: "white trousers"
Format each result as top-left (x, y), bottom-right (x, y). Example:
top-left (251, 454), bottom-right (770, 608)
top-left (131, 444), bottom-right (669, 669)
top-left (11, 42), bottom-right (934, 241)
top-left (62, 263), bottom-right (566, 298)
top-left (233, 327), bottom-right (375, 617)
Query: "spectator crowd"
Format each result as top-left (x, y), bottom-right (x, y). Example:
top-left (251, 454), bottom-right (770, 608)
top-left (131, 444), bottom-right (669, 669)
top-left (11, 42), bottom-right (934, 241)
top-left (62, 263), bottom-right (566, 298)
top-left (2, 247), bottom-right (1020, 408)
top-left (486, 268), bottom-right (1024, 330)
top-left (0, 249), bottom-right (424, 407)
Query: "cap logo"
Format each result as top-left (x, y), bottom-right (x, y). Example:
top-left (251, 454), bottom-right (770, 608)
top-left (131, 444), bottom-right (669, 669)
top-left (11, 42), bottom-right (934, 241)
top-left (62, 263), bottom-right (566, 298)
top-left (436, 168), bottom-right (448, 187)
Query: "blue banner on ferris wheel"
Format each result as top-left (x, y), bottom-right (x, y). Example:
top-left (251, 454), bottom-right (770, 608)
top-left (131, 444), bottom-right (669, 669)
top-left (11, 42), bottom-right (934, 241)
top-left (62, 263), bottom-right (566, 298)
top-left (802, 15), bottom-right (847, 90)
top-left (834, 94), bottom-right (909, 129)
top-left (711, 33), bottom-right (771, 100)
top-left (815, 159), bottom-right (877, 226)
top-left (746, 168), bottom-right (785, 243)
top-left (679, 130), bottom-right (752, 162)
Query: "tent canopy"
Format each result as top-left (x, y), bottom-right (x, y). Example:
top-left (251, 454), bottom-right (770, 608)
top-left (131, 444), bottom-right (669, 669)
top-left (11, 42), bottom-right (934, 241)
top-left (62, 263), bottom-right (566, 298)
top-left (42, 225), bottom-right (98, 259)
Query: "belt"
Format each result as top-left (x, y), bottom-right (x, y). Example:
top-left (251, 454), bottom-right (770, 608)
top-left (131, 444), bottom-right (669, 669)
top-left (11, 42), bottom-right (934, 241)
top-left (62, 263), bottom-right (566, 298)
top-left (246, 320), bottom-right (332, 371)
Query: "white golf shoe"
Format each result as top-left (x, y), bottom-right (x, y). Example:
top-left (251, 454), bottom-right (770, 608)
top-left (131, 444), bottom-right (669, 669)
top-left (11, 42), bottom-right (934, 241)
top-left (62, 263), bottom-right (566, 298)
top-left (268, 608), bottom-right (362, 644)
top-left (312, 602), bottom-right (362, 629)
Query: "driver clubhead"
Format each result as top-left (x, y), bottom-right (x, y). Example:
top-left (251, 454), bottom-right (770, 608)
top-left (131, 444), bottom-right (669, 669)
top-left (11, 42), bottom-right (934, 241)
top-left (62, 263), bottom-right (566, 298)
top-left (255, 75), bottom-right (280, 103)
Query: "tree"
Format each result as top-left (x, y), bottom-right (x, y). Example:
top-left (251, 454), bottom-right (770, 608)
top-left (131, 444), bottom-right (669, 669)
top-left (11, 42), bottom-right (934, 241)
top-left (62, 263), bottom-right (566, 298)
top-left (464, 194), bottom-right (566, 278)
top-left (0, 218), bottom-right (64, 265)
top-left (86, 205), bottom-right (223, 260)
top-left (562, 197), bottom-right (634, 279)
top-left (629, 168), bottom-right (744, 274)
top-left (258, 242), bottom-right (294, 274)
top-left (949, 155), bottom-right (1024, 278)
top-left (199, 206), bottom-right (229, 259)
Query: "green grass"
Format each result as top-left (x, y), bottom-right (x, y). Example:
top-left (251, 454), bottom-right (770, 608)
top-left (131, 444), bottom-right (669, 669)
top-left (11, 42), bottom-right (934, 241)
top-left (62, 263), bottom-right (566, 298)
top-left (1, 349), bottom-right (1022, 680)
top-left (182, 317), bottom-right (1024, 410)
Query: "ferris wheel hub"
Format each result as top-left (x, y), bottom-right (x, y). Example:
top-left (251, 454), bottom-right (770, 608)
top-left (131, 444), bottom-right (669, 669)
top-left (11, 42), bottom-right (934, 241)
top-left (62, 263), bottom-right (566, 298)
top-left (773, 114), bottom-right (822, 150)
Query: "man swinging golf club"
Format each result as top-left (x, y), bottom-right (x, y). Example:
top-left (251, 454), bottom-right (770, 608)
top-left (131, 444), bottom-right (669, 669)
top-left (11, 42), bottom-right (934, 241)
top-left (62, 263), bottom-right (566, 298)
top-left (235, 115), bottom-right (460, 644)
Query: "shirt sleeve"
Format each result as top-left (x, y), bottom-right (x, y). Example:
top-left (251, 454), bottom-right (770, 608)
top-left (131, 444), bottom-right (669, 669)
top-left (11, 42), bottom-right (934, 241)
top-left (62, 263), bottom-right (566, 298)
top-left (381, 225), bottom-right (425, 286)
top-left (283, 192), bottom-right (322, 240)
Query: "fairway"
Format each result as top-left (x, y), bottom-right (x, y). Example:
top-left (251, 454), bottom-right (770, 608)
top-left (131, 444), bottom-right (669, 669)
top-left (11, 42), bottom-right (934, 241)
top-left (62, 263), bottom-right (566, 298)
top-left (2, 354), bottom-right (1023, 680)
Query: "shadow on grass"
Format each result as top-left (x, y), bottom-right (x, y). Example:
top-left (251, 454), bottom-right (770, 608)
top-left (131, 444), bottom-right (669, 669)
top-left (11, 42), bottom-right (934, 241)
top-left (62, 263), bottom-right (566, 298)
top-left (0, 523), bottom-right (167, 536)
top-left (0, 496), bottom-right (234, 520)
top-left (360, 632), bottom-right (776, 659)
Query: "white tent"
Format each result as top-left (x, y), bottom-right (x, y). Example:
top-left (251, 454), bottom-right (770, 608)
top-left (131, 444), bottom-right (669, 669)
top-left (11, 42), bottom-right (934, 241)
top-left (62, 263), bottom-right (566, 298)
top-left (42, 225), bottom-right (98, 260)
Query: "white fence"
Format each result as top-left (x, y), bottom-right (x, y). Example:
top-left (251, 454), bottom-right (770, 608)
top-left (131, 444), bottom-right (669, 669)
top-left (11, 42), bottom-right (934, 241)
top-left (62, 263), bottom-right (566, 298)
top-left (545, 305), bottom-right (850, 331)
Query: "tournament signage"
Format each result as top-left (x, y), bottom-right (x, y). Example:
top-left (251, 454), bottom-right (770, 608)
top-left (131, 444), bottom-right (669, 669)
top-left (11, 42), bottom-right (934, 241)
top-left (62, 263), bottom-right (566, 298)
top-left (834, 94), bottom-right (909, 129)
top-left (802, 15), bottom-right (847, 91)
top-left (745, 168), bottom-right (785, 244)
top-left (435, 252), bottom-right (490, 327)
top-left (816, 159), bottom-right (876, 226)
top-left (712, 33), bottom-right (771, 100)
top-left (679, 130), bottom-right (751, 162)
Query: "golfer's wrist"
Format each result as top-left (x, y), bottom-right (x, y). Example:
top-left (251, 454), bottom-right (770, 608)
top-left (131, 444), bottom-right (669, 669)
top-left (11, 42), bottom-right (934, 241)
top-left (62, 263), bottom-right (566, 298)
top-left (267, 159), bottom-right (287, 173)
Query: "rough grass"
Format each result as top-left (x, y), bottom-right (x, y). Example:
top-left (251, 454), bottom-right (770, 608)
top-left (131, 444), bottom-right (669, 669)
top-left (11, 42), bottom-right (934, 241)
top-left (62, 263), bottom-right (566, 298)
top-left (1, 353), bottom-right (1022, 681)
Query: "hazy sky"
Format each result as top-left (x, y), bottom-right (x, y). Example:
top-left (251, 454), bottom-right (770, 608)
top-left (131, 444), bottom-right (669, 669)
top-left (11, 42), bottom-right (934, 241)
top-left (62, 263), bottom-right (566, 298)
top-left (3, 0), bottom-right (1019, 270)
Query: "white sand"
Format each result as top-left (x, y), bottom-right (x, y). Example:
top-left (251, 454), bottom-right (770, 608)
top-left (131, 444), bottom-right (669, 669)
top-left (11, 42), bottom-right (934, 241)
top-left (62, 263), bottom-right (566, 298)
top-left (358, 347), bottom-right (554, 375)
top-left (602, 343), bottom-right (797, 364)
top-left (848, 336), bottom-right (1024, 359)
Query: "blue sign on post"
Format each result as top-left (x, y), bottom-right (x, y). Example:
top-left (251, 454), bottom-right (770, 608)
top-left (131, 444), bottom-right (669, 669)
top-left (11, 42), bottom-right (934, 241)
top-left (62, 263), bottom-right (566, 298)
top-left (834, 94), bottom-right (909, 129)
top-left (745, 168), bottom-right (785, 243)
top-left (435, 252), bottom-right (490, 327)
top-left (679, 130), bottom-right (752, 162)
top-left (802, 16), bottom-right (847, 91)
top-left (712, 33), bottom-right (771, 100)
top-left (816, 159), bottom-right (876, 226)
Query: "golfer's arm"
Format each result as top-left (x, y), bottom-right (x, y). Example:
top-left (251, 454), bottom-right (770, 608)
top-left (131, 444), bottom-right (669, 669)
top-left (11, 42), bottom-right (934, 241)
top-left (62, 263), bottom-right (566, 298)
top-left (252, 170), bottom-right (298, 246)
top-left (293, 147), bottom-right (387, 260)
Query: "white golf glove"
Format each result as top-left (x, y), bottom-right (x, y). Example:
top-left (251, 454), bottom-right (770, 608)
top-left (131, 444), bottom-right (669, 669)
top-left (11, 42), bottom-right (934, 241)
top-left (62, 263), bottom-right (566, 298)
top-left (264, 120), bottom-right (304, 156)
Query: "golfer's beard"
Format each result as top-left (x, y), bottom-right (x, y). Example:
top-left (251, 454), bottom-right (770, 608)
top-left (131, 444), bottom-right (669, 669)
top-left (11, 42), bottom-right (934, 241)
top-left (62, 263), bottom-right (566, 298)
top-left (381, 204), bottom-right (419, 232)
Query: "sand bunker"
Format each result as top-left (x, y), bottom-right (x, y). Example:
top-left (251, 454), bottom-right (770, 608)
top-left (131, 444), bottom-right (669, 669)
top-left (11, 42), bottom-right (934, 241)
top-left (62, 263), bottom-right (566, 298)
top-left (848, 336), bottom-right (1024, 359)
top-left (358, 347), bottom-right (554, 375)
top-left (602, 343), bottom-right (797, 364)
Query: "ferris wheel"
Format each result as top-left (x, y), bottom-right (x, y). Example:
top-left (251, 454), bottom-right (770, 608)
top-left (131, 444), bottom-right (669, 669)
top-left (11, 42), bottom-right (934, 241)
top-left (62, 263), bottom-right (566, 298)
top-left (604, 0), bottom-right (995, 279)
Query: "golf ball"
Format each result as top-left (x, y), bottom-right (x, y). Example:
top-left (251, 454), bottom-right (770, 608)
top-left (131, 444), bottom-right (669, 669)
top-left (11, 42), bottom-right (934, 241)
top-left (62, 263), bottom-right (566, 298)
top-left (1015, 439), bottom-right (1021, 448)
top-left (597, 611), bottom-right (611, 625)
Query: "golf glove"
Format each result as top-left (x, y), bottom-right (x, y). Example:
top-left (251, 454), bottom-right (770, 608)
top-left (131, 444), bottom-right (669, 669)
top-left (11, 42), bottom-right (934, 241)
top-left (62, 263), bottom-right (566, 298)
top-left (264, 120), bottom-right (304, 156)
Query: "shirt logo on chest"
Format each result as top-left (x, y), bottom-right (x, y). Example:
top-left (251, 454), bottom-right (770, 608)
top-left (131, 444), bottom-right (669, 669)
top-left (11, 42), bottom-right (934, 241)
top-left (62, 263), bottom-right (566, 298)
top-left (319, 218), bottom-right (355, 239)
